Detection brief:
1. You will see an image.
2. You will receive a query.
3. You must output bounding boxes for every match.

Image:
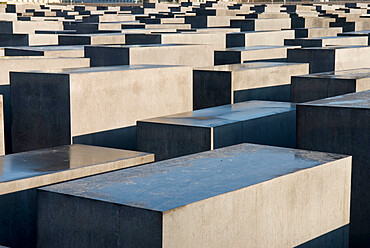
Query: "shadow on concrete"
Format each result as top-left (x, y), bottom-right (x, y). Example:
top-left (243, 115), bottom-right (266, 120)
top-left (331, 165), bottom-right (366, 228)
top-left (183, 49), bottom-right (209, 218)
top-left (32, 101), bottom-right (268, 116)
top-left (295, 224), bottom-right (349, 248)
top-left (73, 125), bottom-right (137, 150)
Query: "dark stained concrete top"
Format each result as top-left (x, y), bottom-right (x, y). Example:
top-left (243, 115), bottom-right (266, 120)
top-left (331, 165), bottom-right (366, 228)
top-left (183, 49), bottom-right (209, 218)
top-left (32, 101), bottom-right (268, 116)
top-left (5, 45), bottom-right (85, 51)
top-left (339, 30), bottom-right (370, 36)
top-left (39, 143), bottom-right (347, 212)
top-left (300, 90), bottom-right (370, 109)
top-left (139, 101), bottom-right (295, 128)
top-left (218, 45), bottom-right (296, 52)
top-left (295, 45), bottom-right (368, 50)
top-left (0, 144), bottom-right (153, 195)
top-left (59, 33), bottom-right (127, 37)
top-left (294, 68), bottom-right (370, 80)
top-left (196, 62), bottom-right (305, 72)
top-left (88, 43), bottom-right (195, 48)
top-left (14, 64), bottom-right (181, 74)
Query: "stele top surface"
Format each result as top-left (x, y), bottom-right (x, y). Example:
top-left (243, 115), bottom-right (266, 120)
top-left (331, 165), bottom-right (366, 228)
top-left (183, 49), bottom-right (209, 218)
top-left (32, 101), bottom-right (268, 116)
top-left (0, 144), bottom-right (149, 183)
top-left (196, 62), bottom-right (303, 72)
top-left (17, 64), bottom-right (181, 74)
top-left (301, 90), bottom-right (370, 109)
top-left (296, 68), bottom-right (370, 80)
top-left (40, 143), bottom-right (347, 212)
top-left (5, 45), bottom-right (85, 51)
top-left (139, 100), bottom-right (295, 128)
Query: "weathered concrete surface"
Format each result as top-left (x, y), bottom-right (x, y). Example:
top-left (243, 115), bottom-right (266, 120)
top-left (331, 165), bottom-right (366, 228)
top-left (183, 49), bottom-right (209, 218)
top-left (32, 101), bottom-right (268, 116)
top-left (296, 90), bottom-right (370, 247)
top-left (193, 62), bottom-right (308, 109)
top-left (291, 68), bottom-right (370, 103)
top-left (138, 101), bottom-right (296, 160)
top-left (0, 144), bottom-right (153, 248)
top-left (287, 46), bottom-right (370, 73)
top-left (11, 65), bottom-right (192, 152)
top-left (37, 143), bottom-right (351, 248)
top-left (85, 44), bottom-right (214, 67)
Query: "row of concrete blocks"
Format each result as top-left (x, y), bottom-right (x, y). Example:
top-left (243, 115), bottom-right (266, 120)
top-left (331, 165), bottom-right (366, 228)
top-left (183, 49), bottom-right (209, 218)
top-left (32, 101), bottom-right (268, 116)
top-left (0, 55), bottom-right (368, 247)
top-left (0, 27), bottom-right (359, 47)
top-left (1, 89), bottom-right (369, 247)
top-left (3, 43), bottom-right (369, 155)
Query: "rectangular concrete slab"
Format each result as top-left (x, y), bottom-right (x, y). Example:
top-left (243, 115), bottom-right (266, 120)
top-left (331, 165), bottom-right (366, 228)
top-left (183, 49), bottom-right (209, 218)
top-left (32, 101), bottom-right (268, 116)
top-left (226, 30), bottom-right (295, 48)
top-left (0, 144), bottom-right (153, 248)
top-left (85, 43), bottom-right (214, 67)
top-left (0, 56), bottom-right (89, 154)
top-left (296, 90), bottom-right (370, 247)
top-left (291, 68), bottom-right (370, 102)
top-left (215, 45), bottom-right (299, 65)
top-left (10, 64), bottom-right (192, 152)
top-left (37, 143), bottom-right (351, 248)
top-left (58, 33), bottom-right (126, 45)
top-left (193, 62), bottom-right (309, 109)
top-left (287, 45), bottom-right (370, 73)
top-left (137, 100), bottom-right (296, 160)
top-left (4, 45), bottom-right (85, 57)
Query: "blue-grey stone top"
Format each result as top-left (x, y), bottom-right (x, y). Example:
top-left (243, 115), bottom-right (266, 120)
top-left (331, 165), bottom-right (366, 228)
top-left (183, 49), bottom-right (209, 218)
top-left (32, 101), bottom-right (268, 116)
top-left (16, 64), bottom-right (183, 74)
top-left (88, 43), bottom-right (195, 48)
top-left (300, 90), bottom-right (370, 109)
top-left (294, 68), bottom-right (370, 80)
top-left (218, 45), bottom-right (294, 52)
top-left (139, 101), bottom-right (295, 128)
top-left (5, 45), bottom-right (85, 51)
top-left (39, 143), bottom-right (347, 212)
top-left (339, 30), bottom-right (370, 36)
top-left (295, 45), bottom-right (368, 50)
top-left (0, 145), bottom-right (150, 183)
top-left (196, 62), bottom-right (304, 72)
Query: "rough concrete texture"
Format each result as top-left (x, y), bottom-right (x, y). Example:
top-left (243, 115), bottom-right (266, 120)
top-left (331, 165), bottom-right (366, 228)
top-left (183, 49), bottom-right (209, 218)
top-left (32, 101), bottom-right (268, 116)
top-left (297, 90), bottom-right (370, 247)
top-left (37, 143), bottom-right (351, 248)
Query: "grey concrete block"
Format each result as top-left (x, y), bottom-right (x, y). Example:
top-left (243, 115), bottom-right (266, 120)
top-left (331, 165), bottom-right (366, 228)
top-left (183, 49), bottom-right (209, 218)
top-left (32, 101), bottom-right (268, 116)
top-left (291, 68), bottom-right (370, 103)
top-left (230, 18), bottom-right (291, 31)
top-left (4, 45), bottom-right (85, 57)
top-left (294, 27), bottom-right (343, 38)
top-left (10, 65), bottom-right (192, 152)
top-left (226, 30), bottom-right (295, 48)
top-left (0, 56), bottom-right (89, 154)
top-left (0, 144), bottom-right (154, 248)
top-left (85, 44), bottom-right (214, 67)
top-left (214, 45), bottom-right (298, 65)
top-left (37, 143), bottom-right (351, 248)
top-left (58, 33), bottom-right (126, 45)
top-left (287, 45), bottom-right (370, 73)
top-left (193, 62), bottom-right (309, 109)
top-left (297, 90), bottom-right (370, 247)
top-left (137, 101), bottom-right (296, 160)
